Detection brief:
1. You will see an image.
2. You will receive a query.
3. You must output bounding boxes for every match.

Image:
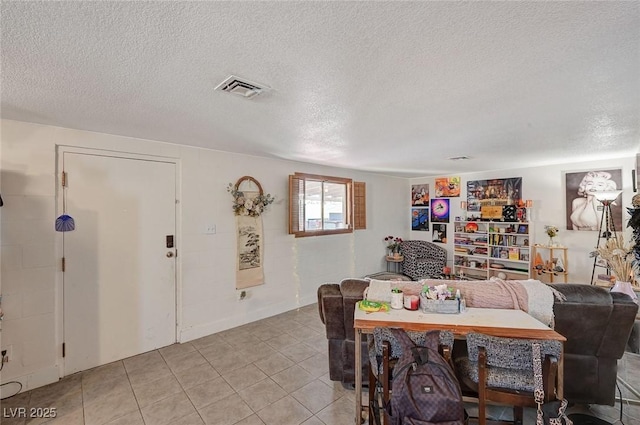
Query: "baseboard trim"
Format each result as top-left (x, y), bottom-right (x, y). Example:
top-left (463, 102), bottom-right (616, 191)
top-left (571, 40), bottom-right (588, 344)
top-left (180, 296), bottom-right (317, 343)
top-left (0, 365), bottom-right (60, 396)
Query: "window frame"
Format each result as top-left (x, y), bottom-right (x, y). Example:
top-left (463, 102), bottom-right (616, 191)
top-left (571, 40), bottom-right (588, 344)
top-left (288, 172), bottom-right (354, 237)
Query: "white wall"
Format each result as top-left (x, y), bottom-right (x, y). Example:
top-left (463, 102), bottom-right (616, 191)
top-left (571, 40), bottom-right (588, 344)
top-left (410, 156), bottom-right (635, 283)
top-left (0, 119), bottom-right (408, 392)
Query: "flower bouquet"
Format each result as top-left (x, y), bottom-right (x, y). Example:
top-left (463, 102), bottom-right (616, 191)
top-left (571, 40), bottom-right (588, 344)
top-left (384, 235), bottom-right (403, 255)
top-left (545, 225), bottom-right (559, 247)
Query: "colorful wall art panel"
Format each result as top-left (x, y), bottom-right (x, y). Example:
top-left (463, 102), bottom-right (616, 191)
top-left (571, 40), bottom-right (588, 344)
top-left (431, 198), bottom-right (450, 223)
top-left (435, 177), bottom-right (461, 197)
top-left (432, 223), bottom-right (447, 243)
top-left (411, 184), bottom-right (429, 206)
top-left (466, 177), bottom-right (523, 213)
top-left (412, 208), bottom-right (429, 231)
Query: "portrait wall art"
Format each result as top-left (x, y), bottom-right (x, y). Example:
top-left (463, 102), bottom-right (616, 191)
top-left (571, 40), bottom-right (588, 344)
top-left (565, 169), bottom-right (622, 231)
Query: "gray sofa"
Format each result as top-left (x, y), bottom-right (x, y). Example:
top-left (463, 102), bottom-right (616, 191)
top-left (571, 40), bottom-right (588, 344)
top-left (317, 279), bottom-right (638, 406)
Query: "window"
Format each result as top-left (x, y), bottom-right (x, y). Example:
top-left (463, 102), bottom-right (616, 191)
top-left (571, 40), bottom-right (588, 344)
top-left (289, 173), bottom-right (366, 237)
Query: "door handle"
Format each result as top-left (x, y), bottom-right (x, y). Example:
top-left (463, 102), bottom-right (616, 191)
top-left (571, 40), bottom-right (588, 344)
top-left (166, 252), bottom-right (174, 258)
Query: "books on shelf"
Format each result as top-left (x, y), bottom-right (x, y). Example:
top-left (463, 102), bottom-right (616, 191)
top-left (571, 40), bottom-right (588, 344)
top-left (489, 234), bottom-right (527, 246)
top-left (453, 221), bottom-right (532, 279)
top-left (474, 247), bottom-right (488, 256)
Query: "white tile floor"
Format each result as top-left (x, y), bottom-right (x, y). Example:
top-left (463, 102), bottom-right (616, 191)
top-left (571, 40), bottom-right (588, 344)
top-left (1, 303), bottom-right (639, 425)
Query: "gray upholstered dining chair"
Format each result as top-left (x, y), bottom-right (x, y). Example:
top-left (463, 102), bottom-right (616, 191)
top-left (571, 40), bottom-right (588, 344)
top-left (455, 332), bottom-right (562, 425)
top-left (367, 327), bottom-right (455, 425)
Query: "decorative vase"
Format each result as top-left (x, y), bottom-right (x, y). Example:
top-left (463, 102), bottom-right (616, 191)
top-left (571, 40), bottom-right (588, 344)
top-left (547, 237), bottom-right (555, 247)
top-left (610, 280), bottom-right (639, 304)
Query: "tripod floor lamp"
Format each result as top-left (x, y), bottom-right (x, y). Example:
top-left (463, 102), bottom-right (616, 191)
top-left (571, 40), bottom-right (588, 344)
top-left (590, 189), bottom-right (623, 285)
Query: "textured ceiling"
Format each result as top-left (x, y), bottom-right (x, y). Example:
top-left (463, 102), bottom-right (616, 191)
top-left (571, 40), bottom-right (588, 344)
top-left (1, 1), bottom-right (639, 177)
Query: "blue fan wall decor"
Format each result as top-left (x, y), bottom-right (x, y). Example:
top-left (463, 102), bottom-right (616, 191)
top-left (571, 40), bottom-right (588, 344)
top-left (55, 214), bottom-right (75, 232)
top-left (56, 173), bottom-right (75, 232)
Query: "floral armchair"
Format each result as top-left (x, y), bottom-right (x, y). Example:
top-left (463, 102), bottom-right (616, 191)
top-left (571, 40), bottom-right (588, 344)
top-left (400, 240), bottom-right (447, 280)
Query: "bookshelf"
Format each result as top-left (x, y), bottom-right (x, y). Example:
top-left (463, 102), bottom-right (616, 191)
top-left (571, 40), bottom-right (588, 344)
top-left (453, 220), bottom-right (532, 280)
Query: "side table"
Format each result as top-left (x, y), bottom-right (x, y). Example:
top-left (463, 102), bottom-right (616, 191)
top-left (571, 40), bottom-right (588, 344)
top-left (532, 245), bottom-right (568, 283)
top-left (385, 255), bottom-right (404, 274)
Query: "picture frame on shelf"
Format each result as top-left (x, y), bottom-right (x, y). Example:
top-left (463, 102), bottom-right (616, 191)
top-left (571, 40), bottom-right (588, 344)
top-left (517, 224), bottom-right (528, 234)
top-left (502, 205), bottom-right (517, 222)
top-left (481, 205), bottom-right (503, 220)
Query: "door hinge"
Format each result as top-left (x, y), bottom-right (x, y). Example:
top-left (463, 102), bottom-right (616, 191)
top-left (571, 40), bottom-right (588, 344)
top-left (62, 343), bottom-right (66, 358)
top-left (175, 249), bottom-right (178, 258)
top-left (61, 171), bottom-right (67, 187)
top-left (62, 257), bottom-right (66, 272)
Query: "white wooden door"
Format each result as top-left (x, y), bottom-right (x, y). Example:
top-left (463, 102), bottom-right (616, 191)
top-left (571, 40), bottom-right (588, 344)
top-left (62, 150), bottom-right (177, 375)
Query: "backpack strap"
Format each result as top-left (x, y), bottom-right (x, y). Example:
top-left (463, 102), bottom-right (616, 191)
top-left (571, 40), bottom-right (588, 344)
top-left (422, 330), bottom-right (441, 352)
top-left (390, 328), bottom-right (417, 353)
top-left (390, 328), bottom-right (441, 351)
top-left (390, 329), bottom-right (441, 366)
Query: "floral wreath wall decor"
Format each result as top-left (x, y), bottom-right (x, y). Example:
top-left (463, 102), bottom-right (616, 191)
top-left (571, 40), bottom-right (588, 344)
top-left (227, 176), bottom-right (275, 217)
top-left (227, 176), bottom-right (275, 290)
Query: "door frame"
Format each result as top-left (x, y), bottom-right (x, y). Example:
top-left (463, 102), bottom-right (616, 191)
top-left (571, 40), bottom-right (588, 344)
top-left (55, 145), bottom-right (182, 377)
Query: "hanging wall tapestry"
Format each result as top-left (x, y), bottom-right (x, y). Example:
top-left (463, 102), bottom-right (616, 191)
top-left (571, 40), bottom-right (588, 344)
top-left (227, 176), bottom-right (275, 289)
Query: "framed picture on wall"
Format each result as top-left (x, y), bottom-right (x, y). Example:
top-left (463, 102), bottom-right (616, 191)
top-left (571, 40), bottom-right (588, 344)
top-left (432, 223), bottom-right (447, 243)
top-left (434, 177), bottom-right (461, 197)
top-left (412, 208), bottom-right (429, 231)
top-left (431, 198), bottom-right (450, 223)
top-left (412, 184), bottom-right (429, 206)
top-left (565, 169), bottom-right (622, 231)
top-left (631, 153), bottom-right (640, 192)
top-left (466, 177), bottom-right (522, 212)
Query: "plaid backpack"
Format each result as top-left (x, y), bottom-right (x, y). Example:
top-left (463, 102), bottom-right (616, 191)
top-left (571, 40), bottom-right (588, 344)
top-left (387, 329), bottom-right (465, 425)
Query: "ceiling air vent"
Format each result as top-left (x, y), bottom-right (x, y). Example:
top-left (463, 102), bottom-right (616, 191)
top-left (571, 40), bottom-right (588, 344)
top-left (215, 75), bottom-right (269, 99)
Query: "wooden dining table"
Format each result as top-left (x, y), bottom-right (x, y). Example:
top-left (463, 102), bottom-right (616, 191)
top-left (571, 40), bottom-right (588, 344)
top-left (353, 305), bottom-right (566, 424)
